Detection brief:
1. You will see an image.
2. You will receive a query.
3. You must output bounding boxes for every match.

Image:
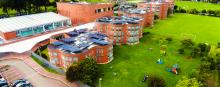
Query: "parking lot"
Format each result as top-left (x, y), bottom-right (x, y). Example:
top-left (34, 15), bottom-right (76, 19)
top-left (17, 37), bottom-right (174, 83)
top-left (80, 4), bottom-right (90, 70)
top-left (0, 59), bottom-right (68, 87)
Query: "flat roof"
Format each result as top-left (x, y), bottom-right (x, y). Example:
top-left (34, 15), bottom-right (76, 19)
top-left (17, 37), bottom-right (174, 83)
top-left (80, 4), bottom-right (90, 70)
top-left (0, 22), bottom-right (95, 53)
top-left (0, 12), bottom-right (70, 33)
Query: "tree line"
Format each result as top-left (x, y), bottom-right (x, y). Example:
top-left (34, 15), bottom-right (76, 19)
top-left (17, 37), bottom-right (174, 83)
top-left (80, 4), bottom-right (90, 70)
top-left (0, 0), bottom-right (61, 16)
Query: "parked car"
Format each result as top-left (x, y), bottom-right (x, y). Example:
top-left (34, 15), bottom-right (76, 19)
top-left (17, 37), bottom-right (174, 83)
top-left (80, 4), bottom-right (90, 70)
top-left (12, 79), bottom-right (33, 87)
top-left (0, 75), bottom-right (9, 87)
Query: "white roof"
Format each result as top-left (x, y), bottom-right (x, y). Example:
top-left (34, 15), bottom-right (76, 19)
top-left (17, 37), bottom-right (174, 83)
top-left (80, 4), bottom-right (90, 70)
top-left (0, 12), bottom-right (70, 33)
top-left (0, 22), bottom-right (95, 53)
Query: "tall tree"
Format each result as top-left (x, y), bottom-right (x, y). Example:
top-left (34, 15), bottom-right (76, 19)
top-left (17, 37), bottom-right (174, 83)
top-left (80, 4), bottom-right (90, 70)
top-left (0, 0), bottom-right (11, 15)
top-left (66, 57), bottom-right (100, 87)
top-left (42, 0), bottom-right (50, 11)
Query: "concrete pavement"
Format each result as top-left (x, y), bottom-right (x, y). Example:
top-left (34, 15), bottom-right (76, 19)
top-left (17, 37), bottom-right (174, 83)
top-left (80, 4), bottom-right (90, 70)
top-left (0, 59), bottom-right (67, 87)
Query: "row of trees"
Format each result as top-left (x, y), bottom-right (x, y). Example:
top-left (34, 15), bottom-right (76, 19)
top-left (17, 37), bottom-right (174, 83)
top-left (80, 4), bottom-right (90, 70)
top-left (177, 38), bottom-right (220, 86)
top-left (174, 5), bottom-right (220, 17)
top-left (0, 0), bottom-right (61, 15)
top-left (181, 0), bottom-right (220, 3)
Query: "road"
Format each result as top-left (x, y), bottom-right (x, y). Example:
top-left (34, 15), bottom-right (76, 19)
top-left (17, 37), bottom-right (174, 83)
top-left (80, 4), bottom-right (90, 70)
top-left (0, 59), bottom-right (68, 87)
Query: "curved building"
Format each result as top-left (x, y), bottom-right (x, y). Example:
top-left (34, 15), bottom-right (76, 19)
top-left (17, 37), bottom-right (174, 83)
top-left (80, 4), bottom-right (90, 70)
top-left (95, 16), bottom-right (143, 45)
top-left (48, 29), bottom-right (113, 68)
top-left (138, 1), bottom-right (170, 19)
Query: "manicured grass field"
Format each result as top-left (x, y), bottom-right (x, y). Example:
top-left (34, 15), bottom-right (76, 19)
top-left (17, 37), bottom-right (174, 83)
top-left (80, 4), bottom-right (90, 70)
top-left (99, 13), bottom-right (220, 87)
top-left (176, 1), bottom-right (220, 11)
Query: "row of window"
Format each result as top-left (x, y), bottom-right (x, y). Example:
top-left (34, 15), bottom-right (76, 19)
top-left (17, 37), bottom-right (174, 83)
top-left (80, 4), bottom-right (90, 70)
top-left (16, 20), bottom-right (71, 37)
top-left (95, 7), bottom-right (114, 13)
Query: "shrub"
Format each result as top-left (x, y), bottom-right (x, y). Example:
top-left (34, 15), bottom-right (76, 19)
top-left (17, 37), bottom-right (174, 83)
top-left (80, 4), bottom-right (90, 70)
top-left (41, 53), bottom-right (48, 60)
top-left (179, 7), bottom-right (186, 13)
top-left (178, 48), bottom-right (185, 54)
top-left (214, 10), bottom-right (220, 17)
top-left (191, 47), bottom-right (201, 57)
top-left (200, 9), bottom-right (207, 15)
top-left (217, 42), bottom-right (220, 48)
top-left (188, 9), bottom-right (199, 14)
top-left (143, 32), bottom-right (151, 35)
top-left (207, 10), bottom-right (215, 16)
top-left (201, 9), bottom-right (207, 13)
top-left (148, 76), bottom-right (166, 87)
top-left (154, 14), bottom-right (159, 20)
top-left (165, 37), bottom-right (173, 42)
top-left (181, 39), bottom-right (194, 48)
top-left (167, 7), bottom-right (173, 16)
top-left (174, 5), bottom-right (178, 12)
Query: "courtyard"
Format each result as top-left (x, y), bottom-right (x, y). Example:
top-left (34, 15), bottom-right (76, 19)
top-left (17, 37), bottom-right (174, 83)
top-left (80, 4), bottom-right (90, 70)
top-left (99, 13), bottom-right (220, 87)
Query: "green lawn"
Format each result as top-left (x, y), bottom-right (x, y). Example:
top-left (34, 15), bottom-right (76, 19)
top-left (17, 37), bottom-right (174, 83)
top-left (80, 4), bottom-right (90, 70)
top-left (99, 13), bottom-right (220, 87)
top-left (176, 1), bottom-right (220, 11)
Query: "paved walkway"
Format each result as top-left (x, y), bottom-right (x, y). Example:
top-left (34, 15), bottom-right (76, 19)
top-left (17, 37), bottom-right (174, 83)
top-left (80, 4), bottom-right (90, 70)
top-left (0, 52), bottom-right (79, 87)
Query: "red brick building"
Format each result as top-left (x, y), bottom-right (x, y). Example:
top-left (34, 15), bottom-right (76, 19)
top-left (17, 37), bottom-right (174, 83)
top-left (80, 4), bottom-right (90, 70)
top-left (48, 29), bottom-right (113, 68)
top-left (95, 16), bottom-right (143, 45)
top-left (56, 2), bottom-right (114, 26)
top-left (138, 1), bottom-right (169, 19)
top-left (119, 8), bottom-right (154, 27)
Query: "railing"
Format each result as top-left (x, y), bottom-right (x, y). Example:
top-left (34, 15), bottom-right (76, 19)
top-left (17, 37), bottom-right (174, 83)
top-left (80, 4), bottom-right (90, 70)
top-left (31, 52), bottom-right (65, 75)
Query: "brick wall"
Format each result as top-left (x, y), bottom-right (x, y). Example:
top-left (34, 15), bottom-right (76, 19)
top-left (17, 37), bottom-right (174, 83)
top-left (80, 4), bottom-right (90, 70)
top-left (57, 2), bottom-right (114, 26)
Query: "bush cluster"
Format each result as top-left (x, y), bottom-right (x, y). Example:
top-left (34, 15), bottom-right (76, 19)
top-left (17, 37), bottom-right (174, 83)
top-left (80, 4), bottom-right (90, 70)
top-left (174, 5), bottom-right (220, 17)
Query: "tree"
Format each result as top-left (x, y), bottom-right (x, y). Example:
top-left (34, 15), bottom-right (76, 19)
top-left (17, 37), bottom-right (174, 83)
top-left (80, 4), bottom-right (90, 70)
top-left (0, 0), bottom-right (11, 15)
top-left (66, 64), bottom-right (79, 82)
top-left (176, 76), bottom-right (201, 87)
top-left (9, 0), bottom-right (27, 14)
top-left (65, 58), bottom-right (100, 87)
top-left (148, 76), bottom-right (166, 87)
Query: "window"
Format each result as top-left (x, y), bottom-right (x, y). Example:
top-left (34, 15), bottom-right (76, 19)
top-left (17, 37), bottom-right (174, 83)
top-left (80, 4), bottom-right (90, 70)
top-left (54, 22), bottom-right (62, 29)
top-left (51, 58), bottom-right (58, 64)
top-left (96, 9), bottom-right (102, 13)
top-left (108, 7), bottom-right (111, 11)
top-left (44, 23), bottom-right (54, 31)
top-left (63, 20), bottom-right (71, 27)
top-left (33, 26), bottom-right (44, 34)
top-left (53, 52), bottom-right (58, 56)
top-left (73, 57), bottom-right (78, 63)
top-left (18, 28), bottom-right (34, 37)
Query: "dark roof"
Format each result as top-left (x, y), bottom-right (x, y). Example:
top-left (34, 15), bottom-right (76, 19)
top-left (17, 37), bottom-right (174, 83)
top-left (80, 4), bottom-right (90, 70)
top-left (97, 16), bottom-right (141, 25)
top-left (61, 37), bottom-right (76, 43)
top-left (59, 44), bottom-right (81, 53)
top-left (52, 42), bottom-right (64, 46)
top-left (90, 38), bottom-right (109, 45)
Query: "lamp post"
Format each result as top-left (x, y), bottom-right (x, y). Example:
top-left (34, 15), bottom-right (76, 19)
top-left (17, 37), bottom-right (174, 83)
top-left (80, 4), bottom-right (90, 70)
top-left (99, 78), bottom-right (102, 87)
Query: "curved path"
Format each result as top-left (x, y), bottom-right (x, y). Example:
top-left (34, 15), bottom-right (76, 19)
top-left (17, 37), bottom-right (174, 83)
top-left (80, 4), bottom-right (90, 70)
top-left (0, 59), bottom-right (67, 87)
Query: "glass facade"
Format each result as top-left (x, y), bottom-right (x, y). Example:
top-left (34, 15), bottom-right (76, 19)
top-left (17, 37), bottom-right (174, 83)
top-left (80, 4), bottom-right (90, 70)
top-left (33, 26), bottom-right (44, 34)
top-left (54, 22), bottom-right (63, 29)
top-left (44, 23), bottom-right (54, 31)
top-left (19, 28), bottom-right (34, 37)
top-left (15, 20), bottom-right (71, 38)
